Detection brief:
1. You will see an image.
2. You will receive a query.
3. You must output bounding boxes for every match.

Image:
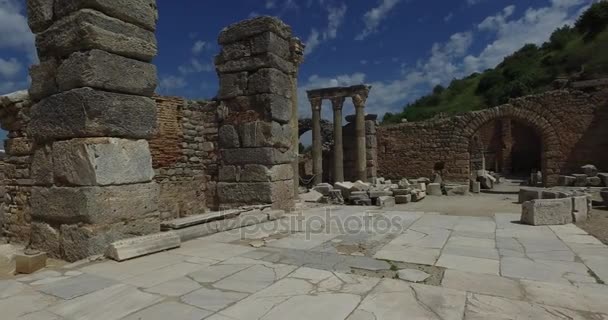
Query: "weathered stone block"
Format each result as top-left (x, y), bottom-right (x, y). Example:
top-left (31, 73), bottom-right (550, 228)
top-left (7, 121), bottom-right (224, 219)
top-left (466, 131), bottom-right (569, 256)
top-left (587, 177), bottom-right (602, 187)
top-left (36, 9), bottom-right (157, 61)
top-left (106, 232), bottom-right (180, 261)
top-left (5, 137), bottom-right (33, 156)
top-left (557, 175), bottom-right (575, 186)
top-left (240, 164), bottom-right (293, 182)
top-left (221, 148), bottom-right (293, 165)
top-left (601, 189), bottom-right (608, 207)
top-left (470, 181), bottom-right (481, 193)
top-left (247, 68), bottom-right (291, 98)
top-left (411, 190), bottom-right (426, 202)
top-left (218, 72), bottom-right (248, 99)
top-left (521, 198), bottom-right (573, 226)
top-left (60, 218), bottom-right (160, 262)
top-left (29, 88), bottom-right (157, 141)
top-left (217, 180), bottom-right (293, 209)
top-left (31, 144), bottom-right (53, 185)
top-left (31, 183), bottom-right (159, 224)
top-left (393, 189), bottom-right (411, 196)
top-left (518, 188), bottom-right (541, 203)
top-left (239, 121), bottom-right (291, 149)
top-left (52, 138), bottom-right (154, 186)
top-left (395, 195), bottom-right (411, 204)
top-left (301, 190), bottom-right (323, 203)
top-left (312, 183), bottom-right (333, 196)
top-left (446, 185), bottom-right (469, 196)
top-left (30, 222), bottom-right (61, 257)
top-left (572, 196), bottom-right (589, 223)
top-left (217, 41), bottom-right (251, 62)
top-left (29, 58), bottom-right (59, 101)
top-left (57, 50), bottom-right (157, 96)
top-left (54, 0), bottom-right (159, 31)
top-left (27, 0), bottom-right (54, 33)
top-left (218, 125), bottom-right (240, 148)
top-left (216, 53), bottom-right (295, 75)
top-left (161, 210), bottom-right (241, 230)
top-left (218, 16), bottom-right (292, 45)
top-left (581, 164), bottom-right (598, 177)
top-left (599, 173), bottom-right (608, 187)
top-left (218, 165), bottom-right (237, 182)
top-left (573, 174), bottom-right (588, 187)
top-left (256, 94), bottom-right (291, 124)
top-left (335, 181), bottom-right (354, 198)
top-left (377, 196), bottom-right (395, 207)
top-left (427, 183), bottom-right (442, 196)
top-left (15, 252), bottom-right (47, 274)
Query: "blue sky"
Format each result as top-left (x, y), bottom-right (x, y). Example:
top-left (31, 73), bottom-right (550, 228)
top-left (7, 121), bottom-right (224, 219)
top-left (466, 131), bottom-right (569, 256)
top-left (0, 0), bottom-right (594, 127)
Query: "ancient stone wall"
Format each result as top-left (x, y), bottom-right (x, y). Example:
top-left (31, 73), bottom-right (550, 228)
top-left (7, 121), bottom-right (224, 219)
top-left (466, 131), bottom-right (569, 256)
top-left (378, 88), bottom-right (608, 186)
top-left (344, 120), bottom-right (378, 182)
top-left (149, 96), bottom-right (219, 219)
top-left (0, 91), bottom-right (34, 242)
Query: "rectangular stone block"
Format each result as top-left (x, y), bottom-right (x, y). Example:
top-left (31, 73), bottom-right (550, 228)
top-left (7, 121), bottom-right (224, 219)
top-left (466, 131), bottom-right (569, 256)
top-left (54, 0), bottom-right (159, 31)
top-left (218, 16), bottom-right (291, 45)
top-left (395, 195), bottom-right (411, 204)
top-left (377, 196), bottom-right (395, 207)
top-left (239, 121), bottom-right (291, 149)
top-left (161, 210), bottom-right (242, 230)
top-left (105, 232), bottom-right (181, 262)
top-left (217, 180), bottom-right (293, 209)
top-left (240, 164), bottom-right (294, 182)
top-left (36, 9), bottom-right (157, 61)
top-left (247, 68), bottom-right (292, 98)
top-left (52, 138), bottom-right (154, 186)
top-left (558, 175), bottom-right (576, 186)
top-left (27, 0), bottom-right (54, 33)
top-left (521, 198), bottom-right (573, 226)
top-left (31, 183), bottom-right (159, 225)
top-left (31, 144), bottom-right (54, 185)
top-left (572, 174), bottom-right (588, 187)
top-left (15, 252), bottom-right (47, 274)
top-left (257, 94), bottom-right (292, 124)
top-left (599, 173), bottom-right (608, 187)
top-left (30, 88), bottom-right (157, 142)
top-left (427, 183), bottom-right (442, 196)
top-left (572, 196), bottom-right (589, 223)
top-left (5, 137), bottom-right (33, 156)
top-left (57, 50), bottom-right (157, 96)
top-left (29, 58), bottom-right (59, 101)
top-left (221, 148), bottom-right (294, 165)
top-left (217, 72), bottom-right (248, 99)
top-left (216, 53), bottom-right (295, 75)
top-left (518, 188), bottom-right (541, 203)
top-left (587, 177), bottom-right (602, 187)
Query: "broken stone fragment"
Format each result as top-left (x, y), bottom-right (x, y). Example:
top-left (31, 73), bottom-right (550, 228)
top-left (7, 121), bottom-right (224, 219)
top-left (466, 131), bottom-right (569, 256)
top-left (57, 50), bottom-right (157, 96)
top-left (572, 174), bottom-right (588, 187)
top-left (395, 195), bottom-right (411, 204)
top-left (36, 9), bottom-right (157, 62)
top-left (29, 88), bottom-right (157, 142)
top-left (587, 177), bottom-right (602, 187)
top-left (397, 269), bottom-right (430, 283)
top-left (377, 196), bottom-right (395, 207)
top-left (581, 164), bottom-right (598, 177)
top-left (301, 190), bottom-right (323, 203)
top-left (105, 232), bottom-right (181, 262)
top-left (26, 0), bottom-right (54, 33)
top-left (445, 185), bottom-right (469, 196)
top-left (427, 183), bottom-right (442, 196)
top-left (312, 183), bottom-right (333, 196)
top-left (598, 173), bottom-right (608, 187)
top-left (571, 196), bottom-right (589, 223)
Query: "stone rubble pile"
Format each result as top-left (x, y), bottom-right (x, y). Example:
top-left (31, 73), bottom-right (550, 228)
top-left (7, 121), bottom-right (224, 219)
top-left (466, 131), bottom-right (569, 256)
top-left (558, 164), bottom-right (608, 187)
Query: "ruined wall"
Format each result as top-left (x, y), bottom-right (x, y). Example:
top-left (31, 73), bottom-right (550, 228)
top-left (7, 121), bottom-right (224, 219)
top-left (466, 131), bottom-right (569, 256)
top-left (149, 96), bottom-right (219, 219)
top-left (0, 91), bottom-right (33, 242)
top-left (378, 88), bottom-right (608, 185)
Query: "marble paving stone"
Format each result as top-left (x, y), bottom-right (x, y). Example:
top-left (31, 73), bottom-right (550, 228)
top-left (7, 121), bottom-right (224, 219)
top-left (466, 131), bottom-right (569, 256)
top-left (16, 270), bottom-right (62, 282)
top-left (500, 257), bottom-right (589, 283)
top-left (0, 279), bottom-right (30, 299)
top-left (122, 301), bottom-right (213, 320)
top-left (122, 262), bottom-right (204, 288)
top-left (390, 227), bottom-right (451, 249)
top-left (411, 214), bottom-right (461, 230)
top-left (498, 248), bottom-right (526, 258)
top-left (464, 293), bottom-right (591, 320)
top-left (442, 245), bottom-right (500, 260)
top-left (316, 272), bottom-right (380, 295)
top-left (79, 252), bottom-right (184, 280)
top-left (180, 287), bottom-right (248, 311)
top-left (374, 244), bottom-right (441, 265)
top-left (436, 254), bottom-right (500, 275)
top-left (559, 235), bottom-right (603, 245)
top-left (450, 230), bottom-right (495, 239)
top-left (397, 269), bottom-right (430, 283)
top-left (521, 280), bottom-right (608, 314)
top-left (549, 224), bottom-right (589, 236)
top-left (30, 276), bottom-right (72, 286)
top-left (37, 274), bottom-right (117, 299)
top-left (0, 292), bottom-right (57, 319)
top-left (187, 264), bottom-right (251, 283)
top-left (288, 266), bottom-right (334, 283)
top-left (257, 293), bottom-right (361, 320)
top-left (580, 255), bottom-right (608, 283)
top-left (16, 310), bottom-right (63, 320)
top-left (441, 269), bottom-right (524, 300)
top-left (496, 227), bottom-right (558, 240)
top-left (527, 250), bottom-right (576, 262)
top-left (172, 242), bottom-right (256, 261)
top-left (494, 213), bottom-right (522, 229)
top-left (144, 276), bottom-right (202, 296)
top-left (239, 249), bottom-right (276, 260)
top-left (446, 236), bottom-right (495, 249)
top-left (49, 284), bottom-right (163, 320)
top-left (266, 232), bottom-right (340, 250)
top-left (351, 279), bottom-right (467, 320)
top-left (453, 220), bottom-right (496, 234)
top-left (517, 237), bottom-right (571, 253)
top-left (213, 263), bottom-right (297, 293)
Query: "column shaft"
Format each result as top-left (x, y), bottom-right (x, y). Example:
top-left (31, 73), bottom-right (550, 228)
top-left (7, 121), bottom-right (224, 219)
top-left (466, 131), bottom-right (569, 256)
top-left (331, 97), bottom-right (345, 183)
top-left (311, 99), bottom-right (323, 185)
top-left (353, 93), bottom-right (368, 182)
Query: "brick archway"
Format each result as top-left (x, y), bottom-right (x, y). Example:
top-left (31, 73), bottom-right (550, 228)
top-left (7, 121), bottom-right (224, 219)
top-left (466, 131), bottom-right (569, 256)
top-left (457, 105), bottom-right (562, 186)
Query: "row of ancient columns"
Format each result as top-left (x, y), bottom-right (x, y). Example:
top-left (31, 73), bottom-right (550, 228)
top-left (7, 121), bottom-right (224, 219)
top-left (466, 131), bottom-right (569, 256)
top-left (309, 93), bottom-right (368, 185)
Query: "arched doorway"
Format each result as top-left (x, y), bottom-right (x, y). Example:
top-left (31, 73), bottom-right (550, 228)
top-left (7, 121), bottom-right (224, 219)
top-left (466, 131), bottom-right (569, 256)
top-left (297, 118), bottom-right (334, 185)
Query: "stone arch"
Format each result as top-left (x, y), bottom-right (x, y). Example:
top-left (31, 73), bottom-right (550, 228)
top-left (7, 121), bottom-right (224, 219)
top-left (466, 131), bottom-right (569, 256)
top-left (457, 104), bottom-right (562, 186)
top-left (298, 118), bottom-right (334, 151)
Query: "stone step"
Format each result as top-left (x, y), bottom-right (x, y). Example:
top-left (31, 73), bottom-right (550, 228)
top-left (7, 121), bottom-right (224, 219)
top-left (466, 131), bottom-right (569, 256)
top-left (160, 210), bottom-right (243, 230)
top-left (106, 232), bottom-right (181, 262)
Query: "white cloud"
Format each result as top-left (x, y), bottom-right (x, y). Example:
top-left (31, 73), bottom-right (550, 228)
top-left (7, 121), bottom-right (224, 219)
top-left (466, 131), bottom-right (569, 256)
top-left (178, 58), bottom-right (213, 75)
top-left (0, 0), bottom-right (36, 60)
top-left (191, 40), bottom-right (207, 55)
top-left (444, 12), bottom-right (454, 22)
top-left (356, 0), bottom-right (402, 40)
top-left (304, 3), bottom-right (347, 55)
top-left (467, 0), bottom-right (484, 5)
top-left (0, 57), bottom-right (22, 78)
top-left (159, 76), bottom-right (187, 90)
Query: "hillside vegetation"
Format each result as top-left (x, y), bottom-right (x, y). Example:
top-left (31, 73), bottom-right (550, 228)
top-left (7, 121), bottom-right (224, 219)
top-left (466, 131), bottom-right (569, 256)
top-left (383, 2), bottom-right (608, 124)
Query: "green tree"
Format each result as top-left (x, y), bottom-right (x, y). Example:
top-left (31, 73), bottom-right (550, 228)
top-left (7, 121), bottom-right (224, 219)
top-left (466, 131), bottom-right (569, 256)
top-left (576, 1), bottom-right (608, 40)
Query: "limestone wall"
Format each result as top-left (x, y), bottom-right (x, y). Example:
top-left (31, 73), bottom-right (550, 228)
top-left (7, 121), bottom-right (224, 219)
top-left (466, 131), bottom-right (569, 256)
top-left (378, 88), bottom-right (608, 185)
top-left (149, 96), bottom-right (219, 219)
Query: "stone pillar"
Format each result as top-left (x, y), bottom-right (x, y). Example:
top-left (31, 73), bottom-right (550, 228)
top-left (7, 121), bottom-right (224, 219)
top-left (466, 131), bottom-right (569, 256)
top-left (216, 17), bottom-right (299, 210)
top-left (290, 39), bottom-right (305, 198)
top-left (501, 119), bottom-right (513, 175)
top-left (331, 97), bottom-right (345, 183)
top-left (310, 98), bottom-right (323, 185)
top-left (26, 0), bottom-right (160, 261)
top-left (365, 118), bottom-right (378, 181)
top-left (353, 94), bottom-right (368, 182)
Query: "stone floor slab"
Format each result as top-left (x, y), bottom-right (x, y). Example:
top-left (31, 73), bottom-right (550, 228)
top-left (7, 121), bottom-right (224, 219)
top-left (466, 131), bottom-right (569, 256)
top-left (441, 269), bottom-right (524, 300)
top-left (144, 276), bottom-right (202, 297)
top-left (180, 287), bottom-right (248, 311)
top-left (187, 264), bottom-right (250, 283)
top-left (0, 292), bottom-right (57, 319)
top-left (122, 262), bottom-right (204, 288)
top-left (49, 284), bottom-right (163, 320)
top-left (213, 263), bottom-right (297, 293)
top-left (37, 274), bottom-right (117, 299)
top-left (443, 245), bottom-right (500, 260)
top-left (521, 279), bottom-right (608, 314)
top-left (374, 245), bottom-right (441, 265)
top-left (436, 254), bottom-right (500, 275)
top-left (122, 301), bottom-right (213, 320)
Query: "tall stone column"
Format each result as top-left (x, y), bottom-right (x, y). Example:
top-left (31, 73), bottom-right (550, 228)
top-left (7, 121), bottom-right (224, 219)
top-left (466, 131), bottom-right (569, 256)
top-left (216, 17), bottom-right (300, 210)
top-left (310, 98), bottom-right (323, 185)
top-left (353, 94), bottom-right (368, 182)
top-left (26, 0), bottom-right (160, 261)
top-left (331, 97), bottom-right (345, 183)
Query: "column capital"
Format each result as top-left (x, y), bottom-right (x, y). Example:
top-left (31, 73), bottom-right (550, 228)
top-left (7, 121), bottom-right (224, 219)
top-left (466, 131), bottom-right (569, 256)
top-left (330, 97), bottom-right (345, 111)
top-left (352, 93), bottom-right (368, 109)
top-left (310, 97), bottom-right (322, 111)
